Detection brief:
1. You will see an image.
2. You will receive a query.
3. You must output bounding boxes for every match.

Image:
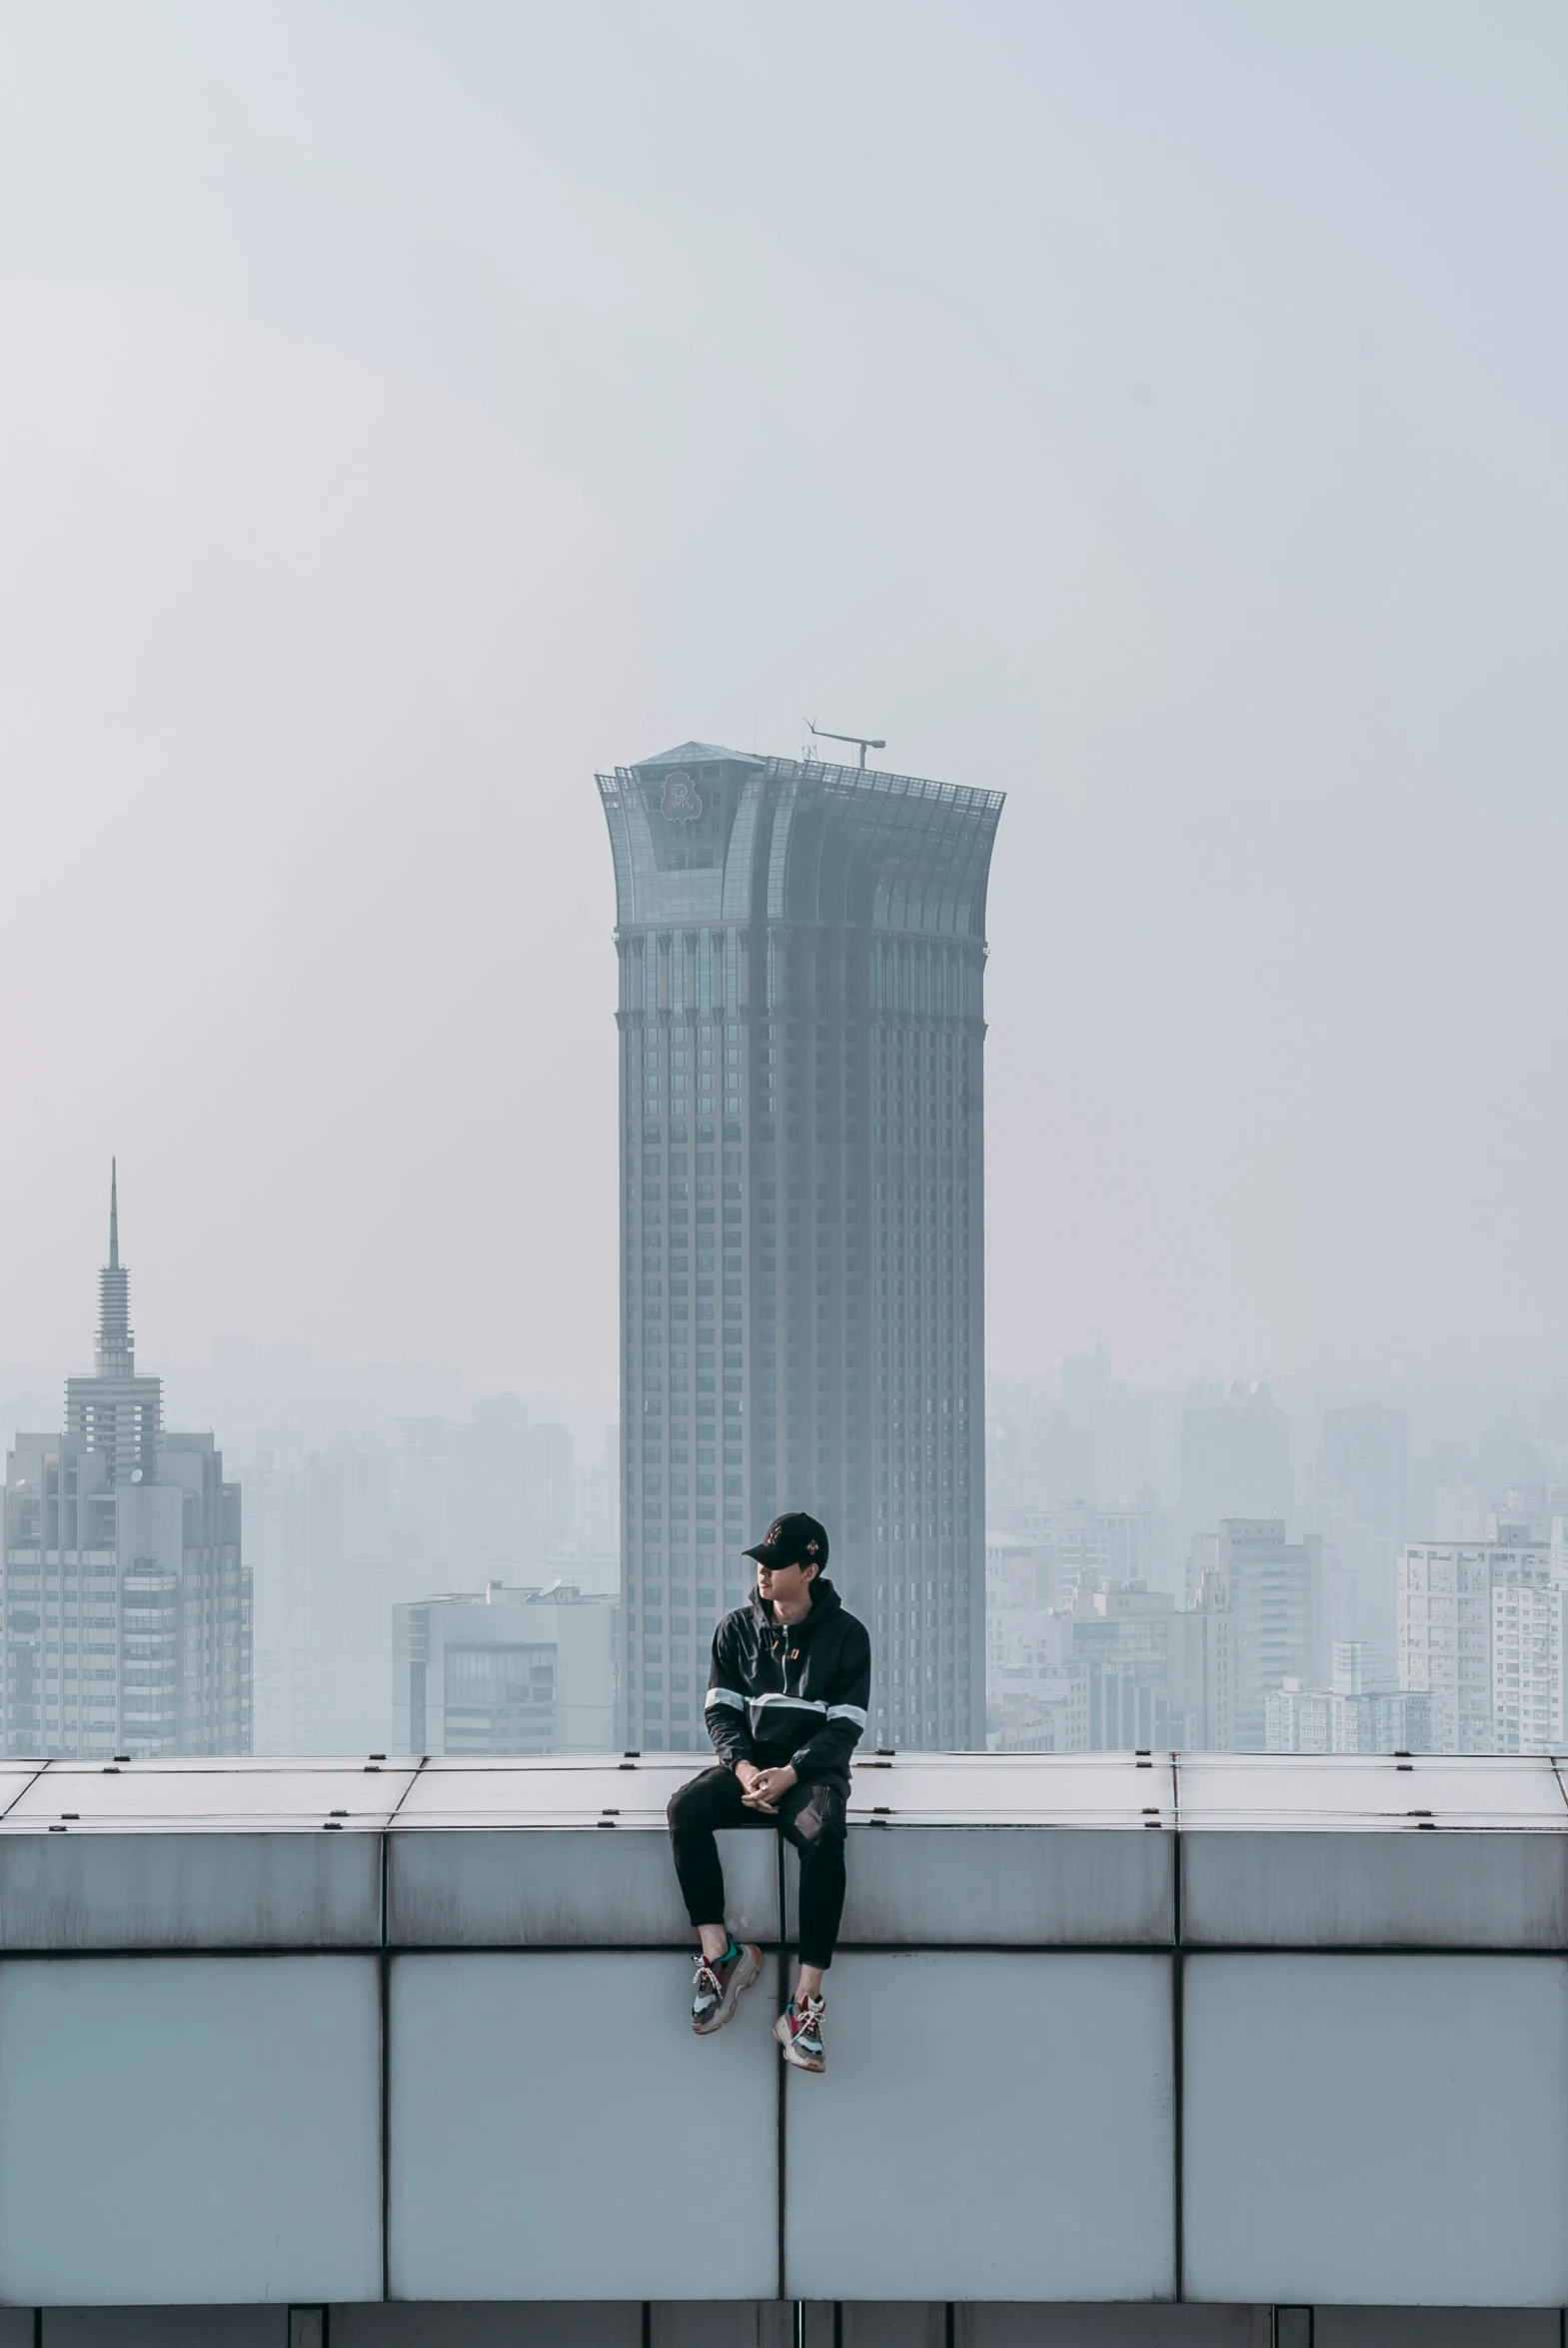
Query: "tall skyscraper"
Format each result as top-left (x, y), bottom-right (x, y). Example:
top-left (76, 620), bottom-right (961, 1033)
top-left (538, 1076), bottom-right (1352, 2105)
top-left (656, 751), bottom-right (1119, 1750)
top-left (1320, 1402), bottom-right (1409, 1539)
top-left (1, 1169), bottom-right (250, 1757)
top-left (1182, 1381), bottom-right (1293, 1519)
top-left (599, 740), bottom-right (1002, 1752)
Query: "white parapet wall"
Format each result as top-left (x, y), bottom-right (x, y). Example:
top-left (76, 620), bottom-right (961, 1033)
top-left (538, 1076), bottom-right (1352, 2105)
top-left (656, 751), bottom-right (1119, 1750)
top-left (0, 1752), bottom-right (1565, 2341)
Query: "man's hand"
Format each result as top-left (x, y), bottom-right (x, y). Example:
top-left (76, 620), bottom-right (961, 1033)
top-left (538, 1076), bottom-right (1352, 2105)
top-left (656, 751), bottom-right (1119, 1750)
top-left (735, 1760), bottom-right (763, 1792)
top-left (743, 1764), bottom-right (798, 1812)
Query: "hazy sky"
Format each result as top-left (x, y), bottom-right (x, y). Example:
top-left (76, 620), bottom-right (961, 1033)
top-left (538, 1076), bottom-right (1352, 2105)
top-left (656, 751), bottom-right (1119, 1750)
top-left (1, 1), bottom-right (1565, 1395)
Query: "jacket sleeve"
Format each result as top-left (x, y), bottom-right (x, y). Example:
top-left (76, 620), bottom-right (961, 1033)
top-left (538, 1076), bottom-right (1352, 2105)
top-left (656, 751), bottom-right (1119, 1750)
top-left (704, 1615), bottom-right (759, 1772)
top-left (787, 1617), bottom-right (872, 1785)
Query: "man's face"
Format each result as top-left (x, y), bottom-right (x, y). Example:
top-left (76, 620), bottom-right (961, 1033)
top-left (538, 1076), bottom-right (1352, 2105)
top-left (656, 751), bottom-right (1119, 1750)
top-left (756, 1555), bottom-right (814, 1607)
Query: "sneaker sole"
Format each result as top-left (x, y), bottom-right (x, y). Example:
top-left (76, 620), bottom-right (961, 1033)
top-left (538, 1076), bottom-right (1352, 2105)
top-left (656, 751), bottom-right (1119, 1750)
top-left (692, 1945), bottom-right (762, 2035)
top-left (773, 2010), bottom-right (825, 2072)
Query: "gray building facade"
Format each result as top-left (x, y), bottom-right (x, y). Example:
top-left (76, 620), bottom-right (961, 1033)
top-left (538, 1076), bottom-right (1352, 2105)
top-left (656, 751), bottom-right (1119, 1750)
top-left (0, 1169), bottom-right (250, 1757)
top-left (600, 742), bottom-right (1002, 1752)
top-left (393, 1581), bottom-right (617, 1756)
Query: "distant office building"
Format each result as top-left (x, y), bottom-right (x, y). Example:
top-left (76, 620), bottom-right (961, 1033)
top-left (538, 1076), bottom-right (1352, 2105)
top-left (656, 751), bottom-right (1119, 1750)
top-left (984, 1532), bottom-right (1062, 1750)
top-left (987, 1567), bottom-right (1235, 1754)
top-left (393, 1581), bottom-right (616, 1756)
top-left (1014, 1496), bottom-right (1164, 1606)
top-left (985, 1530), bottom-right (1055, 1612)
top-left (0, 1170), bottom-right (250, 1757)
top-left (600, 742), bottom-right (1002, 1753)
top-left (465, 1394), bottom-right (530, 1563)
top-left (244, 1440), bottom-right (395, 1755)
top-left (1180, 1567), bottom-right (1235, 1752)
top-left (1431, 1483), bottom-right (1487, 1541)
top-left (394, 1416), bottom-right (469, 1560)
top-left (988, 1411), bottom-right (1097, 1515)
top-left (1058, 1345), bottom-right (1112, 1419)
top-left (1397, 1539), bottom-right (1554, 1753)
top-left (522, 1421), bottom-right (577, 1547)
top-left (1071, 1577), bottom-right (1235, 1752)
top-left (394, 1404), bottom-right (581, 1568)
top-left (1265, 1641), bottom-right (1431, 1754)
top-left (1321, 1404), bottom-right (1409, 1539)
top-left (1068, 1583), bottom-right (1183, 1749)
top-left (988, 1660), bottom-right (1089, 1754)
top-left (1219, 1518), bottom-right (1322, 1751)
top-left (574, 1424), bottom-right (620, 1550)
top-left (1053, 1348), bottom-right (1155, 1509)
top-left (1182, 1383), bottom-right (1292, 1520)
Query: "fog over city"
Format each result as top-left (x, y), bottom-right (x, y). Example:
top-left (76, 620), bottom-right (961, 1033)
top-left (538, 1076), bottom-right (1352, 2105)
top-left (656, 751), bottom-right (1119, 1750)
top-left (2, 3), bottom-right (1565, 1401)
top-left (3, 5), bottom-right (1568, 1769)
top-left (8, 14), bottom-right (1568, 2332)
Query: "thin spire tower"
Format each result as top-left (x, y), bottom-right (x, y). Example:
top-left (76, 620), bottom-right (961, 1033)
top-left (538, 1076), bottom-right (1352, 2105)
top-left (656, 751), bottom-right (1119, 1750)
top-left (96, 1160), bottom-right (132, 1379)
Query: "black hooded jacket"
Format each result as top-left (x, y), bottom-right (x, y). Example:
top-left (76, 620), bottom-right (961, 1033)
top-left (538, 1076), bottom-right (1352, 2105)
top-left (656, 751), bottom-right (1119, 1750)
top-left (704, 1576), bottom-right (871, 1791)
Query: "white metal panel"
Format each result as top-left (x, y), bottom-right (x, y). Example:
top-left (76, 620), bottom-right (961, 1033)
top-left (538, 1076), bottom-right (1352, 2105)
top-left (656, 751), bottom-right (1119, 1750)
top-left (845, 1753), bottom-right (1175, 1826)
top-left (0, 1752), bottom-right (1558, 1837)
top-left (1181, 1829), bottom-right (1568, 1948)
top-left (0, 1765), bottom-right (45, 1818)
top-left (0, 1830), bottom-right (381, 1948)
top-left (0, 1757), bottom-right (416, 1833)
top-left (1175, 1753), bottom-right (1568, 1831)
top-left (784, 1953), bottom-right (1174, 2301)
top-left (0, 1956), bottom-right (382, 2304)
top-left (388, 1953), bottom-right (779, 2300)
top-left (786, 1825), bottom-right (1174, 1945)
top-left (388, 1826), bottom-right (778, 1946)
top-left (397, 1755), bottom-right (702, 1827)
top-left (395, 1755), bottom-right (1176, 1829)
top-left (1183, 1953), bottom-right (1568, 2304)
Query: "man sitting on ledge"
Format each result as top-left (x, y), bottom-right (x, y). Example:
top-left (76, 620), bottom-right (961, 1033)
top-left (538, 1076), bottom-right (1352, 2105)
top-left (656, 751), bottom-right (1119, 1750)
top-left (666, 1512), bottom-right (871, 2074)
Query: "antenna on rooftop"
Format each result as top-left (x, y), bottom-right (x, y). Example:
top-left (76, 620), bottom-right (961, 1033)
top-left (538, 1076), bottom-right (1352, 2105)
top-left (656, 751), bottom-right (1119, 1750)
top-left (805, 718), bottom-right (885, 771)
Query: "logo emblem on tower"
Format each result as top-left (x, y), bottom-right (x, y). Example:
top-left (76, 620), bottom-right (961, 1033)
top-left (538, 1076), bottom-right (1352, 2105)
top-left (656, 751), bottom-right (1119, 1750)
top-left (661, 771), bottom-right (703, 823)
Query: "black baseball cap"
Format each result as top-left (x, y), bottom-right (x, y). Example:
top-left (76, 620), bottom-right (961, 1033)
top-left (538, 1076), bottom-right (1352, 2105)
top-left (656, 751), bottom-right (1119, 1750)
top-left (743, 1511), bottom-right (829, 1572)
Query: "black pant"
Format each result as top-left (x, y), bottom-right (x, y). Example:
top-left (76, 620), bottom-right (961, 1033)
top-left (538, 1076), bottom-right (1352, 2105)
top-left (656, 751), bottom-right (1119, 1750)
top-left (668, 1765), bottom-right (848, 1973)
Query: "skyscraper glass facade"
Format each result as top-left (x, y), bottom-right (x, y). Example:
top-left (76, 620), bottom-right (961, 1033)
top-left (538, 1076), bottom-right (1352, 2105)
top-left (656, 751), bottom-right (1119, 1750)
top-left (599, 742), bottom-right (1002, 1752)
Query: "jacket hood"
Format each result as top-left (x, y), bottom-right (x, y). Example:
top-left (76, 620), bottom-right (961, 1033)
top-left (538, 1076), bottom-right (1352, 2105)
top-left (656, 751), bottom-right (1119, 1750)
top-left (749, 1574), bottom-right (841, 1626)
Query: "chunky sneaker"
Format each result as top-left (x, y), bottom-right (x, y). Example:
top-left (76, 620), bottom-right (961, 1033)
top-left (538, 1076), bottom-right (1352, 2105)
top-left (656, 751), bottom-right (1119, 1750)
top-left (691, 1941), bottom-right (762, 2034)
top-left (774, 1993), bottom-right (826, 2073)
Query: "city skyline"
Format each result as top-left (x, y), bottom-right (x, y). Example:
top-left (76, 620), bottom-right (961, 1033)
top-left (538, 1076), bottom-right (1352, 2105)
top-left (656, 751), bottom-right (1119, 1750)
top-left (4, 9), bottom-right (1566, 1393)
top-left (10, 1162), bottom-right (1568, 1762)
top-left (0, 8), bottom-right (1561, 2319)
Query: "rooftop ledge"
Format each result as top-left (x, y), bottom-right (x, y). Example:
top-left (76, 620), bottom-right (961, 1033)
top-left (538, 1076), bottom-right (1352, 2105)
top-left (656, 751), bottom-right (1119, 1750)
top-left (3, 1755), bottom-right (1568, 2312)
top-left (0, 1751), bottom-right (1566, 1952)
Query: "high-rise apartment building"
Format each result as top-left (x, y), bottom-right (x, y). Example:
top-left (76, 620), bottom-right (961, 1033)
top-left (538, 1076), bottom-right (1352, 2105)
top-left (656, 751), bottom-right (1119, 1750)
top-left (600, 741), bottom-right (1002, 1751)
top-left (1396, 1538), bottom-right (1554, 1752)
top-left (1265, 1640), bottom-right (1431, 1754)
top-left (0, 1170), bottom-right (250, 1757)
top-left (1491, 1580), bottom-right (1568, 1754)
